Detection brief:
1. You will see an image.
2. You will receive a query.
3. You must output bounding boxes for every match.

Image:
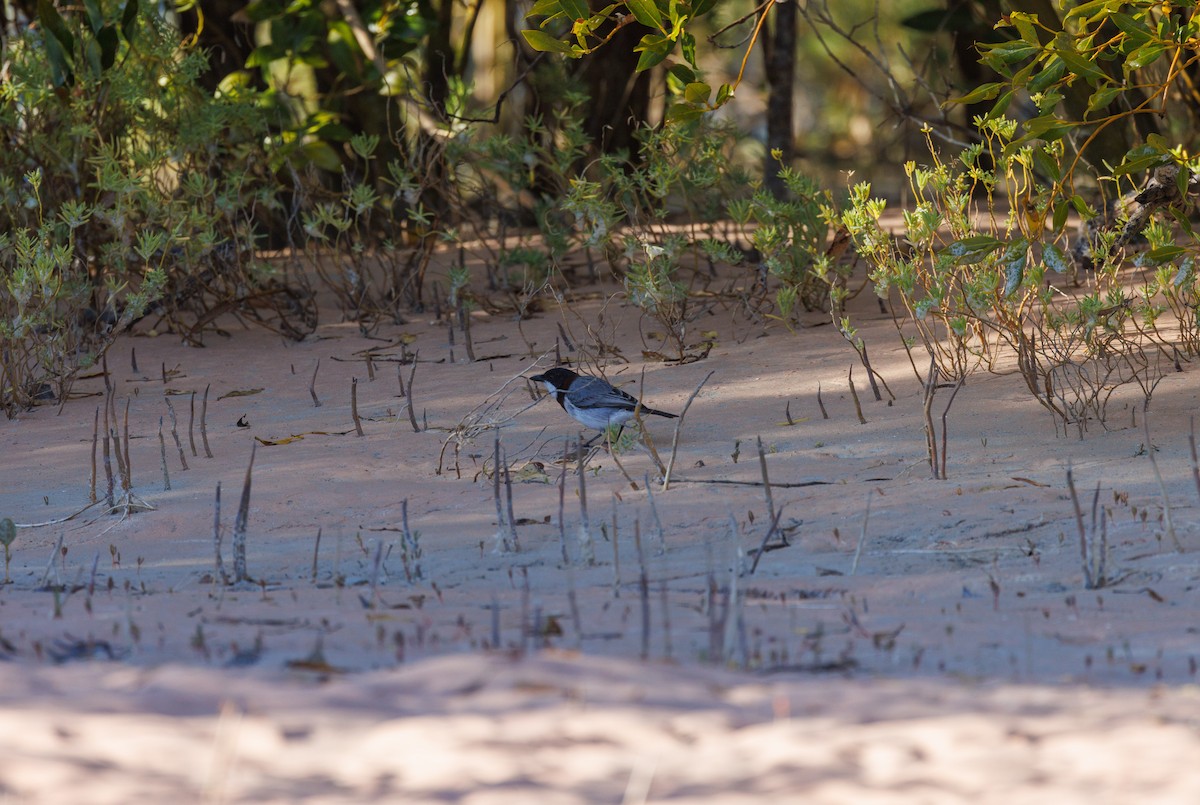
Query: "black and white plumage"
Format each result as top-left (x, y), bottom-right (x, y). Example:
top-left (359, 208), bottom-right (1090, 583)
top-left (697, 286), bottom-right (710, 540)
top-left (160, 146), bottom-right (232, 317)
top-left (530, 367), bottom-right (678, 433)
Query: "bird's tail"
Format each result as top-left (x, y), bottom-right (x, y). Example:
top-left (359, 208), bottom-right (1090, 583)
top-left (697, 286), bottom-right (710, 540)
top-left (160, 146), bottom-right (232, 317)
top-left (642, 407), bottom-right (678, 419)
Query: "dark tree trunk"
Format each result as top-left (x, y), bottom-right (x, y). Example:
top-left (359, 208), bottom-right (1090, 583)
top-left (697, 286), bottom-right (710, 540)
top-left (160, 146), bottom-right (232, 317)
top-left (423, 0), bottom-right (456, 118)
top-left (763, 0), bottom-right (797, 197)
top-left (178, 0), bottom-right (262, 93)
top-left (576, 20), bottom-right (654, 159)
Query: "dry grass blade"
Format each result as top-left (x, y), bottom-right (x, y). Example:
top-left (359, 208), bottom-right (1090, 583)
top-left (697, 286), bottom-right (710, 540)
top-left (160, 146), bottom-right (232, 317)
top-left (850, 490), bottom-right (873, 576)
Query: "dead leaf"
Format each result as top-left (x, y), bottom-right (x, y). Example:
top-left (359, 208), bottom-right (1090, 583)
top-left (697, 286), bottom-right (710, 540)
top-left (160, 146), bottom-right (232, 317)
top-left (219, 388), bottom-right (264, 400)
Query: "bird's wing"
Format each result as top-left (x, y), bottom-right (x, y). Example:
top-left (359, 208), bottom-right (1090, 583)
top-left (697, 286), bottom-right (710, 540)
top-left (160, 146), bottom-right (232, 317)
top-left (572, 377), bottom-right (641, 410)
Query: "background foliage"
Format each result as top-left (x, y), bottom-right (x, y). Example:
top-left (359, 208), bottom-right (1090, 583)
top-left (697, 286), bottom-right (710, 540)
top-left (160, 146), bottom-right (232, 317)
top-left (3, 0), bottom-right (1200, 448)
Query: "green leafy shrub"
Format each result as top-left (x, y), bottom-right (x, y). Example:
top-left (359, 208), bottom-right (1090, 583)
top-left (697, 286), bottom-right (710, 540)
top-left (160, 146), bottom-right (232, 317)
top-left (0, 1), bottom-right (305, 416)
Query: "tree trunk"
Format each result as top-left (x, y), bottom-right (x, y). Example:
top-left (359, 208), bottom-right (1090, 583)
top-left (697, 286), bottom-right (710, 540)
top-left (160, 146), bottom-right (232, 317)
top-left (763, 0), bottom-right (796, 197)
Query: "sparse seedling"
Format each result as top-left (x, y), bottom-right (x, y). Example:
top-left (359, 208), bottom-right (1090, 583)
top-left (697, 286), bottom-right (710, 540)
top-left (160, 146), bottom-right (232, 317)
top-left (1067, 465), bottom-right (1110, 589)
top-left (400, 499), bottom-right (423, 582)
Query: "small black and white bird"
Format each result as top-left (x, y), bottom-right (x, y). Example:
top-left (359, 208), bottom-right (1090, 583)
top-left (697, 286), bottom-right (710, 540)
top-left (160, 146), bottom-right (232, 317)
top-left (530, 367), bottom-right (677, 435)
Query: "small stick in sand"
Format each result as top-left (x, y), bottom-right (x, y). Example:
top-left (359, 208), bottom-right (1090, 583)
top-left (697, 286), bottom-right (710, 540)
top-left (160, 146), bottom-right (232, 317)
top-left (577, 436), bottom-right (594, 564)
top-left (351, 377), bottom-right (364, 437)
top-left (311, 527), bottom-right (322, 582)
top-left (557, 441), bottom-right (570, 565)
top-left (158, 416), bottom-right (171, 490)
top-left (492, 433), bottom-right (513, 553)
top-left (122, 398), bottom-right (132, 488)
top-left (365, 353), bottom-right (375, 381)
top-left (848, 365), bottom-right (866, 425)
top-left (405, 352), bottom-right (420, 433)
top-left (213, 482), bottom-right (229, 585)
top-left (200, 383), bottom-right (213, 458)
top-left (817, 382), bottom-right (829, 419)
top-left (130, 347), bottom-right (139, 374)
top-left (644, 473), bottom-right (666, 555)
top-left (503, 448), bottom-right (519, 552)
top-left (633, 518), bottom-right (650, 660)
top-left (188, 390), bottom-right (198, 457)
top-left (165, 397), bottom-right (188, 470)
top-left (1190, 415), bottom-right (1200, 505)
top-left (610, 493), bottom-right (621, 597)
top-left (461, 302), bottom-right (476, 362)
top-left (89, 407), bottom-right (99, 504)
top-left (756, 435), bottom-right (775, 524)
top-left (232, 444), bottom-right (256, 583)
top-left (310, 359), bottom-right (323, 408)
top-left (661, 370), bottom-right (715, 491)
top-left (102, 397), bottom-right (114, 508)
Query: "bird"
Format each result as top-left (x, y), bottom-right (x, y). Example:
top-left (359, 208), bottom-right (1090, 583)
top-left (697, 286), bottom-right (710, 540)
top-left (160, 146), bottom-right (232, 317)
top-left (530, 367), bottom-right (677, 438)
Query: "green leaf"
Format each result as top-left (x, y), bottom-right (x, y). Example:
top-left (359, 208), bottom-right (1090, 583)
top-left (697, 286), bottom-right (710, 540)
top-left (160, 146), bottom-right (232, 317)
top-left (0, 518), bottom-right (14, 548)
top-left (667, 64), bottom-right (695, 85)
top-left (301, 140), bottom-right (342, 171)
top-left (1173, 257), bottom-right (1194, 287)
top-left (1112, 151), bottom-right (1167, 177)
top-left (1055, 49), bottom-right (1108, 84)
top-left (1065, 1), bottom-right (1124, 23)
top-left (683, 81), bottom-right (710, 105)
top-left (521, 29), bottom-right (574, 53)
top-left (83, 35), bottom-right (103, 78)
top-left (715, 83), bottom-right (733, 105)
top-left (1087, 84), bottom-right (1123, 114)
top-left (82, 0), bottom-right (104, 32)
top-left (1002, 238), bottom-right (1030, 296)
top-left (1011, 12), bottom-right (1040, 45)
top-left (97, 25), bottom-right (119, 71)
top-left (1111, 12), bottom-right (1152, 48)
top-left (665, 102), bottom-right (706, 124)
top-left (985, 90), bottom-right (1014, 120)
top-left (946, 235), bottom-right (1004, 262)
top-left (627, 0), bottom-right (664, 31)
top-left (37, 0), bottom-right (76, 58)
top-left (1031, 147), bottom-right (1061, 182)
top-left (680, 30), bottom-right (696, 67)
top-left (121, 0), bottom-right (139, 42)
top-left (1144, 246), bottom-right (1188, 265)
top-left (1027, 57), bottom-right (1066, 93)
top-left (986, 41), bottom-right (1041, 64)
top-left (948, 82), bottom-right (1003, 106)
top-left (634, 34), bottom-right (672, 71)
top-left (1044, 242), bottom-right (1070, 273)
top-left (558, 0), bottom-right (589, 21)
top-left (1125, 42), bottom-right (1167, 70)
top-left (1052, 200), bottom-right (1070, 232)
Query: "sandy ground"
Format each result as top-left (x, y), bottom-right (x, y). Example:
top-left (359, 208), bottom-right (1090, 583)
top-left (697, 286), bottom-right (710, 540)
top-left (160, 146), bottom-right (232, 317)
top-left (4, 255), bottom-right (1200, 802)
